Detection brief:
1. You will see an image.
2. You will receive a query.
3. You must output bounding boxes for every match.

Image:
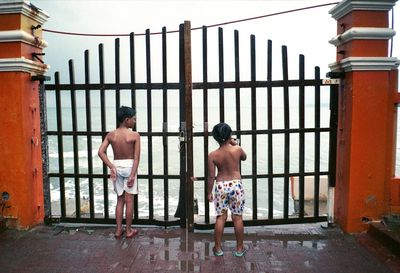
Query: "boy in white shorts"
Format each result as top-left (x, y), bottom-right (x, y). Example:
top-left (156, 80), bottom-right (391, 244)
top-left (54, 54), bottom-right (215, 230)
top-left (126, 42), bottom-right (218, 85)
top-left (98, 106), bottom-right (141, 238)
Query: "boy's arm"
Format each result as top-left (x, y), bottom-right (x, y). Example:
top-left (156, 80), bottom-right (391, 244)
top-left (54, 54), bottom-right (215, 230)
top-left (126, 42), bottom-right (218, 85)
top-left (128, 133), bottom-right (141, 186)
top-left (240, 147), bottom-right (247, 161)
top-left (207, 154), bottom-right (216, 202)
top-left (98, 134), bottom-right (116, 180)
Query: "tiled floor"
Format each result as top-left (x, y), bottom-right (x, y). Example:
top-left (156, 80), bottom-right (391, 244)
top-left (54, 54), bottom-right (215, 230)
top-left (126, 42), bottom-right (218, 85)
top-left (0, 223), bottom-right (399, 273)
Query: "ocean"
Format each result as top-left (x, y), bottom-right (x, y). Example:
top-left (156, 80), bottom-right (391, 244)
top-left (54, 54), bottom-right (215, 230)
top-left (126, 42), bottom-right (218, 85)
top-left (46, 88), bottom-right (333, 220)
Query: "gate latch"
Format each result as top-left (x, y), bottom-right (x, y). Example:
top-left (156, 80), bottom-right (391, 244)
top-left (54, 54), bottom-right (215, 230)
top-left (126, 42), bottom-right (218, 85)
top-left (179, 122), bottom-right (186, 142)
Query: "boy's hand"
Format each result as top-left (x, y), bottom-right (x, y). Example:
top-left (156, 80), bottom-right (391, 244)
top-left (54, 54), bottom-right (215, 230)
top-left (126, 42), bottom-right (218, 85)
top-left (230, 138), bottom-right (238, 146)
top-left (127, 175), bottom-right (135, 187)
top-left (207, 192), bottom-right (213, 202)
top-left (110, 167), bottom-right (117, 182)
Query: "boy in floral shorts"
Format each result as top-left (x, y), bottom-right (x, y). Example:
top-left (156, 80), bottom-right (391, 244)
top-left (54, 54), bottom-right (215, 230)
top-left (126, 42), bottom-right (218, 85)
top-left (207, 123), bottom-right (247, 257)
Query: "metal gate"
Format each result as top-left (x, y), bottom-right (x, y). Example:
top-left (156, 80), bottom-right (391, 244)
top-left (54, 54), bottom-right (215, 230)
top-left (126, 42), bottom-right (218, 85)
top-left (42, 21), bottom-right (338, 229)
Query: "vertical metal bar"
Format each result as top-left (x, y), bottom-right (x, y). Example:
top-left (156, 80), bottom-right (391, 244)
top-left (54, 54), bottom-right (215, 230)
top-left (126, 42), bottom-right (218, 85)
top-left (250, 34), bottom-right (258, 220)
top-left (234, 30), bottom-right (241, 147)
top-left (69, 59), bottom-right (81, 219)
top-left (99, 43), bottom-right (109, 219)
top-left (84, 50), bottom-right (95, 219)
top-left (202, 25), bottom-right (210, 224)
top-left (145, 29), bottom-right (154, 220)
top-left (328, 80), bottom-right (339, 225)
top-left (129, 32), bottom-right (138, 220)
top-left (299, 54), bottom-right (305, 218)
top-left (267, 40), bottom-right (273, 219)
top-left (130, 32), bottom-right (137, 112)
top-left (314, 67), bottom-right (321, 217)
top-left (115, 38), bottom-right (120, 124)
top-left (329, 84), bottom-right (338, 188)
top-left (54, 72), bottom-right (66, 218)
top-left (175, 23), bottom-right (187, 227)
top-left (218, 27), bottom-right (224, 122)
top-left (282, 46), bottom-right (290, 218)
top-left (162, 26), bottom-right (169, 225)
top-left (183, 21), bottom-right (194, 231)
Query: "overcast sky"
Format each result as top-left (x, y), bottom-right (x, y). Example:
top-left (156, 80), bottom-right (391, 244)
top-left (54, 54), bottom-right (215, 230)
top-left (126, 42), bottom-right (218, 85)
top-left (31, 0), bottom-right (399, 85)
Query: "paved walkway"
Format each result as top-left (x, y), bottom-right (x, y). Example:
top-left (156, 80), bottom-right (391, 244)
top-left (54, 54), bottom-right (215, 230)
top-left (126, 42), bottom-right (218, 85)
top-left (0, 223), bottom-right (399, 273)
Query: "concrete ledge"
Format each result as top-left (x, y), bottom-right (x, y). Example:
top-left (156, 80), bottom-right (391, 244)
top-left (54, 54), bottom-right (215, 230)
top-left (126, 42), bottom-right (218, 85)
top-left (368, 221), bottom-right (400, 255)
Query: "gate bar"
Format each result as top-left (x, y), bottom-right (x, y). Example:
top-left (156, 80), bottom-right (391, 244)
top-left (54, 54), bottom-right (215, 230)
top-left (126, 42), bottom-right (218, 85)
top-left (162, 26), bottom-right (169, 224)
top-left (282, 45), bottom-right (290, 218)
top-left (145, 28), bottom-right (154, 220)
top-left (250, 34), bottom-right (258, 220)
top-left (218, 27), bottom-right (225, 122)
top-left (129, 33), bottom-right (139, 220)
top-left (234, 30), bottom-right (242, 151)
top-left (314, 67), bottom-right (321, 217)
top-left (69, 59), bottom-right (81, 218)
top-left (299, 54), bottom-right (305, 218)
top-left (115, 38), bottom-right (121, 112)
top-left (202, 25), bottom-right (210, 224)
top-left (98, 43), bottom-right (109, 219)
top-left (267, 39), bottom-right (273, 219)
top-left (54, 72), bottom-right (66, 218)
top-left (84, 50), bottom-right (95, 219)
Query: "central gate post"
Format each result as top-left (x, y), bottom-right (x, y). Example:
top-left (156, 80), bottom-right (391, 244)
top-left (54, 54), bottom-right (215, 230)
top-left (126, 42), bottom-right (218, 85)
top-left (175, 21), bottom-right (194, 230)
top-left (183, 21), bottom-right (194, 231)
top-left (329, 0), bottom-right (399, 232)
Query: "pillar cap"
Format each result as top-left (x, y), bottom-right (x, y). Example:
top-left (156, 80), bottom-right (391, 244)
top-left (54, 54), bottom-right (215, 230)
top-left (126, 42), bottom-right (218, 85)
top-left (329, 27), bottom-right (396, 46)
top-left (0, 57), bottom-right (49, 75)
top-left (0, 30), bottom-right (48, 48)
top-left (329, 56), bottom-right (399, 72)
top-left (329, 0), bottom-right (397, 20)
top-left (0, 0), bottom-right (49, 25)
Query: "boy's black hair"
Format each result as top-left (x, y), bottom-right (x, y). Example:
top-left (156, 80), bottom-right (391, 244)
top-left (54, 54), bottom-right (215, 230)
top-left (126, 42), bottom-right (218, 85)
top-left (212, 122), bottom-right (232, 144)
top-left (117, 106), bottom-right (136, 125)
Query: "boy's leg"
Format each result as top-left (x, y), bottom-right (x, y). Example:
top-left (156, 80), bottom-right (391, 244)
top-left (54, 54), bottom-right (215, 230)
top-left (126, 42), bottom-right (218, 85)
top-left (214, 212), bottom-right (227, 250)
top-left (232, 214), bottom-right (245, 252)
top-left (115, 194), bottom-right (125, 236)
top-left (125, 192), bottom-right (133, 232)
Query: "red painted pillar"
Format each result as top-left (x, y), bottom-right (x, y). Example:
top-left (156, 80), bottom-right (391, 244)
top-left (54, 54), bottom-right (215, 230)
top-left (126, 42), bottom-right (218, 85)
top-left (0, 1), bottom-right (49, 228)
top-left (329, 0), bottom-right (399, 232)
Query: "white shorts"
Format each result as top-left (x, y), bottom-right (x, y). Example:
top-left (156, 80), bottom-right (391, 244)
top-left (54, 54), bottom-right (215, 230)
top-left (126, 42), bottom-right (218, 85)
top-left (113, 159), bottom-right (138, 196)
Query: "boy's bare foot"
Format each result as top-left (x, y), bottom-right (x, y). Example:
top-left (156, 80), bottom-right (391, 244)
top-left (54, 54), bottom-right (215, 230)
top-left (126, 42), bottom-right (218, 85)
top-left (126, 229), bottom-right (138, 238)
top-left (114, 230), bottom-right (124, 238)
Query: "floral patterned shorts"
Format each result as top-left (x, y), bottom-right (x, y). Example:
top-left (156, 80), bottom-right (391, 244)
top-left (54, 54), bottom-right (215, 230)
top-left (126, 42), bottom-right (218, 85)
top-left (213, 179), bottom-right (245, 216)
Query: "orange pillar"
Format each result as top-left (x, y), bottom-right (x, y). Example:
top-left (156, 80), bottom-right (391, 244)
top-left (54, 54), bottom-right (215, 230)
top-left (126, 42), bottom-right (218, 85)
top-left (0, 1), bottom-right (49, 228)
top-left (329, 0), bottom-right (399, 233)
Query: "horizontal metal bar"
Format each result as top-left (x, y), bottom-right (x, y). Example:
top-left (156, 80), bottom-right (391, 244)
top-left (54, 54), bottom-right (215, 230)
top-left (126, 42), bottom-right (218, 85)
top-left (48, 215), bottom-right (326, 229)
top-left (46, 83), bottom-right (181, 90)
top-left (47, 131), bottom-right (181, 137)
top-left (194, 216), bottom-right (327, 230)
top-left (193, 128), bottom-right (331, 137)
top-left (45, 79), bottom-right (332, 91)
top-left (48, 172), bottom-right (329, 182)
top-left (47, 128), bottom-right (330, 137)
top-left (48, 173), bottom-right (183, 180)
top-left (48, 217), bottom-right (181, 227)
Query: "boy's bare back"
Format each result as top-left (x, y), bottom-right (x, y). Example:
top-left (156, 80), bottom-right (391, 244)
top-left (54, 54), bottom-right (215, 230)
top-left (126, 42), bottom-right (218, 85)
top-left (98, 107), bottom-right (140, 176)
top-left (208, 142), bottom-right (246, 182)
top-left (107, 128), bottom-right (140, 160)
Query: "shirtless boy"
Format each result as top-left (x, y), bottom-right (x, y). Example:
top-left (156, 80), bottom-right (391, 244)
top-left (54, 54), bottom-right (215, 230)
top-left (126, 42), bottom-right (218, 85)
top-left (207, 122), bottom-right (248, 257)
top-left (98, 106), bottom-right (141, 238)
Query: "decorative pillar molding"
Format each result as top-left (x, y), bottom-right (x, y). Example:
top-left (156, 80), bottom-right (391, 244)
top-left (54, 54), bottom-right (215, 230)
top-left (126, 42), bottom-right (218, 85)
top-left (0, 0), bottom-right (49, 229)
top-left (328, 0), bottom-right (399, 233)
